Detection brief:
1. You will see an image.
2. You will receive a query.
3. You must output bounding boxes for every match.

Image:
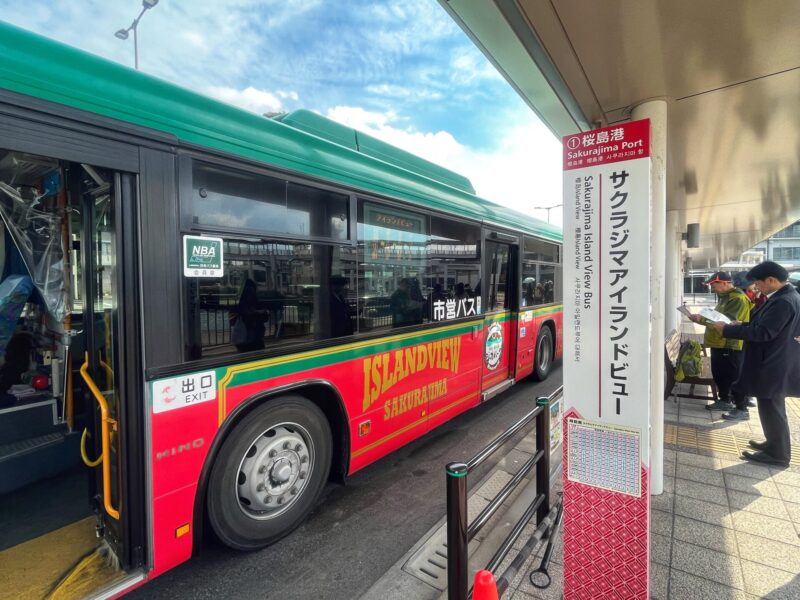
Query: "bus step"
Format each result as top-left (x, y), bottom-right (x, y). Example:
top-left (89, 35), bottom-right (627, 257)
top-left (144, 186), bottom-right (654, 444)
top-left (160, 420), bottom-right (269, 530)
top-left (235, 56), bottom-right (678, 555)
top-left (481, 378), bottom-right (514, 403)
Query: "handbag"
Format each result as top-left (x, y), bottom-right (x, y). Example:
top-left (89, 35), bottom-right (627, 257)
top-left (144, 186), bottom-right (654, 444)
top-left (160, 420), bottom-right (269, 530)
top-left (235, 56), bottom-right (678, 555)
top-left (231, 315), bottom-right (248, 346)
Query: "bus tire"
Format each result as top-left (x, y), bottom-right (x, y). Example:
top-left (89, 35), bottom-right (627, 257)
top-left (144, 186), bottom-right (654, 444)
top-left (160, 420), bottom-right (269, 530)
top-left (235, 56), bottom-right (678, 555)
top-left (533, 326), bottom-right (553, 381)
top-left (207, 395), bottom-right (332, 550)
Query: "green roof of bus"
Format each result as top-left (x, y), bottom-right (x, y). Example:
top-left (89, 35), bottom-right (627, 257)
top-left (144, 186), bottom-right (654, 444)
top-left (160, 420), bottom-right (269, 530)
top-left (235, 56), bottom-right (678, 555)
top-left (0, 22), bottom-right (561, 242)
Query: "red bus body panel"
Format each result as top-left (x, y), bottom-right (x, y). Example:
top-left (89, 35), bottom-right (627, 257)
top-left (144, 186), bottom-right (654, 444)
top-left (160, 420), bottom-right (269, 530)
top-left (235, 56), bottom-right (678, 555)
top-left (147, 306), bottom-right (561, 579)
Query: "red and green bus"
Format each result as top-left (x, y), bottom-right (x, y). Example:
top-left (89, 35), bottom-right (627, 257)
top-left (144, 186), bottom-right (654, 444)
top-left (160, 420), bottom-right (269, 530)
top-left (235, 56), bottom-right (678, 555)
top-left (0, 22), bottom-right (562, 599)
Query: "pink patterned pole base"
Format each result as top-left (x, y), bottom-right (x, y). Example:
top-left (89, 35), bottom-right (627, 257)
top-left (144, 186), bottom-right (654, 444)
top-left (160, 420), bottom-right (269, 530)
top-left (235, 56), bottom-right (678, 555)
top-left (562, 408), bottom-right (650, 599)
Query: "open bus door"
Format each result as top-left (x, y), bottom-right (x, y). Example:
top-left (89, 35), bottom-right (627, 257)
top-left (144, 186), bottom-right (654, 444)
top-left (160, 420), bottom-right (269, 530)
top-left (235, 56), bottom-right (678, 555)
top-left (0, 142), bottom-right (144, 599)
top-left (480, 233), bottom-right (518, 401)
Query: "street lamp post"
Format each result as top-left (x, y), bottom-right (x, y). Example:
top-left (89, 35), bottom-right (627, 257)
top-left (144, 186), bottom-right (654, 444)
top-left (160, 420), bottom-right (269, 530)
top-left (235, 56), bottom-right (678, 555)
top-left (533, 204), bottom-right (563, 224)
top-left (114, 0), bottom-right (159, 70)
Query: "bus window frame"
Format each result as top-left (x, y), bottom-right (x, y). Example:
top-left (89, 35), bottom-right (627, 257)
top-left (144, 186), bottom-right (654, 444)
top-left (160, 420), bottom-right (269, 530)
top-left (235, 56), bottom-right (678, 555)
top-left (169, 153), bottom-right (492, 374)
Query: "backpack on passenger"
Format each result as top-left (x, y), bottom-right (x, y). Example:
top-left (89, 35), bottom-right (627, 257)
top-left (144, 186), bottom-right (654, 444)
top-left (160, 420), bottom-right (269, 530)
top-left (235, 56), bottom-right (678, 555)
top-left (675, 340), bottom-right (702, 381)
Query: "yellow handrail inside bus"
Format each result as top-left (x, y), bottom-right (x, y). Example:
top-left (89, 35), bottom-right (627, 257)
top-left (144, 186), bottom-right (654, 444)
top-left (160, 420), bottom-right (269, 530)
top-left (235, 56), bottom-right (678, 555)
top-left (80, 428), bottom-right (102, 467)
top-left (79, 352), bottom-right (120, 520)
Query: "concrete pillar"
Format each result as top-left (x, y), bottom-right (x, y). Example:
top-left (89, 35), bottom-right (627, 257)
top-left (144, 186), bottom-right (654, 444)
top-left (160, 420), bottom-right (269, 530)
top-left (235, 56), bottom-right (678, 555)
top-left (666, 210), bottom-right (682, 333)
top-left (633, 99), bottom-right (667, 496)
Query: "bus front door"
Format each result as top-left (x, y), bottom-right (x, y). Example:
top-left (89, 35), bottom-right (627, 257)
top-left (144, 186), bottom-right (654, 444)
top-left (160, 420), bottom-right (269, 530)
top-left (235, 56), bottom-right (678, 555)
top-left (481, 238), bottom-right (518, 398)
top-left (74, 165), bottom-right (144, 579)
top-left (0, 148), bottom-right (143, 599)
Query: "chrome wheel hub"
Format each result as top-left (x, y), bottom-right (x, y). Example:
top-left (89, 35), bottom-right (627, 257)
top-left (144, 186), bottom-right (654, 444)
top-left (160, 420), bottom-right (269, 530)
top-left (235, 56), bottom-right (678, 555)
top-left (236, 423), bottom-right (314, 520)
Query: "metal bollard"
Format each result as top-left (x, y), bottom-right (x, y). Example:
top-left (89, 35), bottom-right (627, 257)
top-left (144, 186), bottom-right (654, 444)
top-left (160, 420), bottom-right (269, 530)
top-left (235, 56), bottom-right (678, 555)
top-left (535, 396), bottom-right (551, 524)
top-left (446, 462), bottom-right (468, 600)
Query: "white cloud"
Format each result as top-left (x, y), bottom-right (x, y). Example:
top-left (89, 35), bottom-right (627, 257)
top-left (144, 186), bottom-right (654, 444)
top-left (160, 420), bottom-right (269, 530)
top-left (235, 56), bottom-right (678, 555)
top-left (326, 106), bottom-right (563, 227)
top-left (207, 86), bottom-right (287, 115)
top-left (365, 84), bottom-right (443, 101)
top-left (450, 49), bottom-right (503, 85)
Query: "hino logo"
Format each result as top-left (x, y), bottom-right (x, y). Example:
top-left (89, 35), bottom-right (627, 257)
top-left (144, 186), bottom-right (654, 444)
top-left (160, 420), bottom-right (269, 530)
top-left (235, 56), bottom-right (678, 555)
top-left (156, 438), bottom-right (204, 460)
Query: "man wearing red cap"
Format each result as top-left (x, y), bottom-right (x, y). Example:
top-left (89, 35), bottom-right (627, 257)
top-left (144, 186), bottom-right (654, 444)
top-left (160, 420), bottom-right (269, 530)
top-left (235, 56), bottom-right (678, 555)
top-left (689, 271), bottom-right (751, 417)
top-left (712, 261), bottom-right (800, 467)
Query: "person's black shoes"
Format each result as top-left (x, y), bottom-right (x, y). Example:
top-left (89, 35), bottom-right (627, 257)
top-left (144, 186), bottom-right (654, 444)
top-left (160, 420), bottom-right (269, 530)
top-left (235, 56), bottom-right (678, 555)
top-left (722, 409), bottom-right (749, 421)
top-left (706, 400), bottom-right (735, 411)
top-left (748, 440), bottom-right (769, 451)
top-left (741, 449), bottom-right (789, 468)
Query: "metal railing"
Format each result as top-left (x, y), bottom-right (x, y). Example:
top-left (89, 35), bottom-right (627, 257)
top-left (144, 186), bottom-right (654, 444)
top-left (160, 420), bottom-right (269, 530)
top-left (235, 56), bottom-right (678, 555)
top-left (446, 385), bottom-right (563, 600)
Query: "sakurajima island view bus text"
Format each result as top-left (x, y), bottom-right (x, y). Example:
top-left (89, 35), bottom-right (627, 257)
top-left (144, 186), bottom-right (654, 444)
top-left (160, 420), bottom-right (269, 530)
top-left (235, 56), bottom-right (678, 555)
top-left (0, 22), bottom-right (562, 599)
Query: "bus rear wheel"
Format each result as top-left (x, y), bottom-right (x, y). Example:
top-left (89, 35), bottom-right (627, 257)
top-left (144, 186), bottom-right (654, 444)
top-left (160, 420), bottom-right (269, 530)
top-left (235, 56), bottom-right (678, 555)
top-left (534, 326), bottom-right (553, 381)
top-left (207, 395), bottom-right (332, 550)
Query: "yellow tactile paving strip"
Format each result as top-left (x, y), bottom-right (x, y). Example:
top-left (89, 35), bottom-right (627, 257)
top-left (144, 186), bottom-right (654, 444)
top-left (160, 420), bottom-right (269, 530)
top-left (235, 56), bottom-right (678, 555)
top-left (665, 422), bottom-right (800, 467)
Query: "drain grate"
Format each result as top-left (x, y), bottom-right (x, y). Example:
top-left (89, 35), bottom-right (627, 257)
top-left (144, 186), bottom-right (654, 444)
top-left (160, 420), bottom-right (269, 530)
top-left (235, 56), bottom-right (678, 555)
top-left (402, 495), bottom-right (488, 590)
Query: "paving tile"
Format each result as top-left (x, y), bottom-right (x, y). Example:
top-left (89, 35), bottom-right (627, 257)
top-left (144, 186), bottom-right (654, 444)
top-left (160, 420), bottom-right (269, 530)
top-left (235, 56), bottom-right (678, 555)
top-left (663, 475), bottom-right (675, 494)
top-left (664, 448), bottom-right (677, 462)
top-left (679, 415), bottom-right (712, 426)
top-left (651, 532), bottom-right (671, 566)
top-left (740, 560), bottom-right (800, 599)
top-left (735, 531), bottom-right (800, 573)
top-left (724, 473), bottom-right (781, 498)
top-left (727, 490), bottom-right (792, 520)
top-left (663, 459), bottom-right (677, 477)
top-left (675, 477), bottom-right (729, 506)
top-left (768, 470), bottom-right (800, 488)
top-left (784, 500), bottom-right (800, 524)
top-left (651, 491), bottom-right (674, 513)
top-left (669, 569), bottom-right (746, 600)
top-left (719, 459), bottom-right (774, 480)
top-left (777, 484), bottom-right (800, 504)
top-left (671, 540), bottom-right (744, 589)
top-left (650, 562), bottom-right (669, 600)
top-left (673, 515), bottom-right (738, 554)
top-left (650, 509), bottom-right (673, 537)
top-left (731, 511), bottom-right (800, 546)
top-left (677, 463), bottom-right (725, 487)
top-left (674, 494), bottom-right (733, 528)
top-left (677, 451), bottom-right (721, 470)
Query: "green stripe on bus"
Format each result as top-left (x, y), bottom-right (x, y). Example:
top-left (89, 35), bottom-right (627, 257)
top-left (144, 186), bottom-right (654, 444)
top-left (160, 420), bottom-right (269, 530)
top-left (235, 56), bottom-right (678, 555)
top-left (226, 320), bottom-right (481, 388)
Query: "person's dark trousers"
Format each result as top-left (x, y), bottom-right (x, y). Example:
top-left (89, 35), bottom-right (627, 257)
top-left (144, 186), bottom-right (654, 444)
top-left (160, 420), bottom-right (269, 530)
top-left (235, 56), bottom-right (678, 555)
top-left (710, 348), bottom-right (744, 406)
top-left (756, 397), bottom-right (792, 463)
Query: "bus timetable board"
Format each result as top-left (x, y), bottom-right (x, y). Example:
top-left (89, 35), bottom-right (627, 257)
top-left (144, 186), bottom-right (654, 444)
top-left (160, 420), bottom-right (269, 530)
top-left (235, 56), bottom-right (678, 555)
top-left (562, 119), bottom-right (652, 600)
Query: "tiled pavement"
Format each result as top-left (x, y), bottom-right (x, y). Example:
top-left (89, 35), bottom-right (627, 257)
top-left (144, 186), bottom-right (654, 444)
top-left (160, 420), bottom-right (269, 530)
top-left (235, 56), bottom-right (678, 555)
top-left (501, 391), bottom-right (800, 600)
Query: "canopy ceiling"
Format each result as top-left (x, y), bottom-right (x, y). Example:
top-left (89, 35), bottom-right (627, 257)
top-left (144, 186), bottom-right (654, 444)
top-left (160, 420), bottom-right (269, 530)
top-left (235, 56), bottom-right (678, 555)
top-left (439, 0), bottom-right (800, 266)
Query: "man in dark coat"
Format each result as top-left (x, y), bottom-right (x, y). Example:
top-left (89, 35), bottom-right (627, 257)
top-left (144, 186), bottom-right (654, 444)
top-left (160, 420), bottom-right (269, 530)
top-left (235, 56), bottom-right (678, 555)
top-left (712, 261), bottom-right (800, 467)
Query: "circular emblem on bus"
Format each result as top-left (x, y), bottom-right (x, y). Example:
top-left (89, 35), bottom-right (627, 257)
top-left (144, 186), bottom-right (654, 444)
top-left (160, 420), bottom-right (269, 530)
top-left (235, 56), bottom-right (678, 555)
top-left (485, 323), bottom-right (503, 371)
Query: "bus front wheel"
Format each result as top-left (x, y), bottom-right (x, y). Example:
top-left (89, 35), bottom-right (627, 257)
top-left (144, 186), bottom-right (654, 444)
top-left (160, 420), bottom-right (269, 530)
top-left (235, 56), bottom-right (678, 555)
top-left (207, 395), bottom-right (332, 550)
top-left (534, 326), bottom-right (553, 381)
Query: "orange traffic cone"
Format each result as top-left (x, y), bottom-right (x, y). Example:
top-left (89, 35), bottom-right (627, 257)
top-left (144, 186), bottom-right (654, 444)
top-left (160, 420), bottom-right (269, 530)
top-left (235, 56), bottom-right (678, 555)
top-left (473, 569), bottom-right (499, 600)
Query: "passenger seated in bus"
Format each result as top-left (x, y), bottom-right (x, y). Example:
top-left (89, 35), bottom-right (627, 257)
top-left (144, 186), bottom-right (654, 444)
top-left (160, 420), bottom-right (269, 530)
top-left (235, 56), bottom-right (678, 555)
top-left (262, 283), bottom-right (285, 338)
top-left (408, 278), bottom-right (425, 324)
top-left (522, 278), bottom-right (535, 307)
top-left (0, 332), bottom-right (34, 408)
top-left (328, 276), bottom-right (353, 337)
top-left (231, 279), bottom-right (267, 352)
top-left (390, 278), bottom-right (422, 328)
top-left (534, 283), bottom-right (545, 304)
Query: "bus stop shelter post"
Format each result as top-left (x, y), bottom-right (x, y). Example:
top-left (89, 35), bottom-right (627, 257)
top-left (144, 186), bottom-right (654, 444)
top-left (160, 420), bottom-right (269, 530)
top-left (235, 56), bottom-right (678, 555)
top-left (446, 462), bottom-right (468, 600)
top-left (633, 98), bottom-right (667, 495)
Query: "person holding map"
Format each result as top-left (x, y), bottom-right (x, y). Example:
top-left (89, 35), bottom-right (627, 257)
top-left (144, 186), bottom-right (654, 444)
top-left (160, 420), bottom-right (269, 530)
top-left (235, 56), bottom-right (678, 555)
top-left (688, 271), bottom-right (751, 419)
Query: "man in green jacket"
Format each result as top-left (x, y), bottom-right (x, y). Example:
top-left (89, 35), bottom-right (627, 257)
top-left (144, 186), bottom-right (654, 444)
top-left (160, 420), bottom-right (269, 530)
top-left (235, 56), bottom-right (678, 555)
top-left (689, 272), bottom-right (751, 419)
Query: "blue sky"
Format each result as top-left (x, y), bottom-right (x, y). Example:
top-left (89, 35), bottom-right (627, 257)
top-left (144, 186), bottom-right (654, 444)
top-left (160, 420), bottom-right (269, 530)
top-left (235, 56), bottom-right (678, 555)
top-left (1, 0), bottom-right (563, 226)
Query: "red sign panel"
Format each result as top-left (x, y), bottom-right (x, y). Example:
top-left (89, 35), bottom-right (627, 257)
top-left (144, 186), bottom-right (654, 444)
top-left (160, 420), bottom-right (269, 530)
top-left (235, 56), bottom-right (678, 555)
top-left (563, 119), bottom-right (650, 170)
